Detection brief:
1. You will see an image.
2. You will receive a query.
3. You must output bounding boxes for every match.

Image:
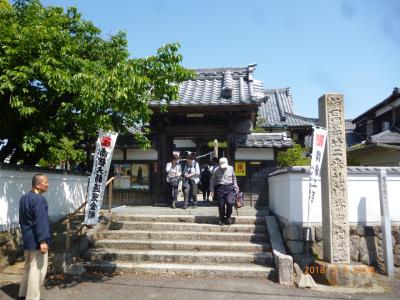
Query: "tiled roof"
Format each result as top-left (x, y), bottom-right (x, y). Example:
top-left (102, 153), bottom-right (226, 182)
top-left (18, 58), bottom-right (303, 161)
top-left (258, 88), bottom-right (316, 127)
top-left (369, 127), bottom-right (400, 144)
top-left (345, 120), bottom-right (356, 131)
top-left (235, 133), bottom-right (293, 148)
top-left (284, 113), bottom-right (317, 126)
top-left (347, 127), bottom-right (400, 152)
top-left (352, 87), bottom-right (400, 123)
top-left (303, 123), bottom-right (359, 149)
top-left (150, 64), bottom-right (266, 107)
top-left (258, 88), bottom-right (356, 131)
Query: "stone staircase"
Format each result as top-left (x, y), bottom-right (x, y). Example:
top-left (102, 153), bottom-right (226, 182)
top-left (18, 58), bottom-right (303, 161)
top-left (85, 207), bottom-right (275, 278)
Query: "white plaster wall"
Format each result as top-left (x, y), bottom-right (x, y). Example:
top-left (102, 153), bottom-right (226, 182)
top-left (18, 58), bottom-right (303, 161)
top-left (0, 169), bottom-right (88, 231)
top-left (126, 149), bottom-right (158, 160)
top-left (269, 169), bottom-right (400, 224)
top-left (173, 139), bottom-right (196, 148)
top-left (268, 173), bottom-right (290, 220)
top-left (269, 172), bottom-right (322, 223)
top-left (112, 149), bottom-right (124, 160)
top-left (235, 148), bottom-right (274, 160)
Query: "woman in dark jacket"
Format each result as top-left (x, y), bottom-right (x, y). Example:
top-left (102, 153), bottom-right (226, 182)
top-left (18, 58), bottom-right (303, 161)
top-left (200, 164), bottom-right (211, 202)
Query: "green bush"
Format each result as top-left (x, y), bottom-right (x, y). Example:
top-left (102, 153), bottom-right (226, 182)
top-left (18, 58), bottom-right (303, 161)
top-left (277, 143), bottom-right (310, 167)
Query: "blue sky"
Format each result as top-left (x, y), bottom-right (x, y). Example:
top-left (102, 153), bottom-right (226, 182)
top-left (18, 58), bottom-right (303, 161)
top-left (40, 0), bottom-right (400, 119)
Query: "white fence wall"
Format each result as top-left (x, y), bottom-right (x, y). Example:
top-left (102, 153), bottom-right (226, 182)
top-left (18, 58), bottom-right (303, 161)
top-left (268, 167), bottom-right (400, 224)
top-left (0, 168), bottom-right (88, 231)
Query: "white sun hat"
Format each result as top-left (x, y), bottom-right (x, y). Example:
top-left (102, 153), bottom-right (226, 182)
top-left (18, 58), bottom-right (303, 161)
top-left (219, 157), bottom-right (228, 168)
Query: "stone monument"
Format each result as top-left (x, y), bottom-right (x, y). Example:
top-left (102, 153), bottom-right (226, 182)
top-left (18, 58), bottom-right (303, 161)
top-left (315, 94), bottom-right (373, 287)
top-left (318, 93), bottom-right (350, 263)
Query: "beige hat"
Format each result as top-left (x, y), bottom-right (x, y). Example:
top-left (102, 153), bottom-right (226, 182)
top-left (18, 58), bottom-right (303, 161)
top-left (219, 157), bottom-right (228, 168)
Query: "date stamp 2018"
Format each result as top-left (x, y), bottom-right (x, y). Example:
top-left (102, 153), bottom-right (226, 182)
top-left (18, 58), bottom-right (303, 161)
top-left (305, 265), bottom-right (376, 275)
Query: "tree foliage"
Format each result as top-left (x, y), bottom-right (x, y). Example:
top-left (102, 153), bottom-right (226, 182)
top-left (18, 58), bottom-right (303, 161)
top-left (38, 136), bottom-right (85, 169)
top-left (0, 0), bottom-right (194, 165)
top-left (277, 143), bottom-right (310, 167)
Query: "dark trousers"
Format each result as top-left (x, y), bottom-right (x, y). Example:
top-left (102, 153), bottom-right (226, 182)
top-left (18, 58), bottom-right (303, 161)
top-left (168, 183), bottom-right (178, 205)
top-left (215, 184), bottom-right (234, 221)
top-left (184, 179), bottom-right (197, 206)
top-left (202, 184), bottom-right (210, 200)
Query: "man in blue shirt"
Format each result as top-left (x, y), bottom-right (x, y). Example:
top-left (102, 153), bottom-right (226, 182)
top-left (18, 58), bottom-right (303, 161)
top-left (19, 174), bottom-right (51, 300)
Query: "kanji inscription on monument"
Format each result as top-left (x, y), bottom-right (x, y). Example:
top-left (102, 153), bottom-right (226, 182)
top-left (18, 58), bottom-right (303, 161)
top-left (318, 94), bottom-right (350, 263)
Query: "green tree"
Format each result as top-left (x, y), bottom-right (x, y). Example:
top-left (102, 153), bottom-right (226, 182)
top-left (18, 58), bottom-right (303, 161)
top-left (0, 0), bottom-right (194, 165)
top-left (277, 143), bottom-right (310, 167)
top-left (38, 137), bottom-right (85, 170)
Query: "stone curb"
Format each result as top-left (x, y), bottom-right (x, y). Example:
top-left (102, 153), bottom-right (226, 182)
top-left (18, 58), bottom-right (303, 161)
top-left (266, 216), bottom-right (294, 285)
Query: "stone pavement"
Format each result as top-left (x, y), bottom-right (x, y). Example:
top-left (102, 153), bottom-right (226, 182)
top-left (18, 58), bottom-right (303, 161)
top-left (1, 206), bottom-right (399, 299)
top-left (1, 266), bottom-right (399, 300)
top-left (108, 204), bottom-right (268, 216)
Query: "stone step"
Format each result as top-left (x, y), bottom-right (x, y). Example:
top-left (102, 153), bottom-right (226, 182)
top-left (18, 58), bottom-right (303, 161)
top-left (84, 261), bottom-right (274, 278)
top-left (99, 230), bottom-right (268, 243)
top-left (109, 221), bottom-right (267, 233)
top-left (88, 249), bottom-right (274, 266)
top-left (112, 214), bottom-right (266, 225)
top-left (109, 206), bottom-right (269, 217)
top-left (243, 201), bottom-right (268, 207)
top-left (93, 239), bottom-right (271, 252)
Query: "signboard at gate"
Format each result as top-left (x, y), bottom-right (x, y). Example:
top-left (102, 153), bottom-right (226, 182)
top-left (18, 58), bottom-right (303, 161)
top-left (235, 161), bottom-right (246, 176)
top-left (84, 131), bottom-right (118, 225)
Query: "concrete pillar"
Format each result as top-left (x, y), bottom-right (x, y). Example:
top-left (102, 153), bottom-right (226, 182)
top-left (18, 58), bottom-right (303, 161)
top-left (318, 94), bottom-right (350, 263)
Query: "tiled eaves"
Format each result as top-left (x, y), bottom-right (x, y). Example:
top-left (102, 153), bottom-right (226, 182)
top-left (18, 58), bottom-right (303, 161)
top-left (370, 128), bottom-right (400, 144)
top-left (150, 65), bottom-right (264, 107)
top-left (235, 133), bottom-right (293, 148)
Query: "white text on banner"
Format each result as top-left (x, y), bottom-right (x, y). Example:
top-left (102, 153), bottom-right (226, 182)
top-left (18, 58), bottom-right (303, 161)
top-left (84, 131), bottom-right (118, 225)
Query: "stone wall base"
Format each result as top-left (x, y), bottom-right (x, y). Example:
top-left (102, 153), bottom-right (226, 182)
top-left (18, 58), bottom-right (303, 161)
top-left (312, 260), bottom-right (374, 287)
top-left (276, 217), bottom-right (400, 275)
top-left (0, 228), bottom-right (23, 271)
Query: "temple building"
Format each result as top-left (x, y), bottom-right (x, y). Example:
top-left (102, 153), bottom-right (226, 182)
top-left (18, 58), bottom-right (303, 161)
top-left (110, 64), bottom-right (294, 206)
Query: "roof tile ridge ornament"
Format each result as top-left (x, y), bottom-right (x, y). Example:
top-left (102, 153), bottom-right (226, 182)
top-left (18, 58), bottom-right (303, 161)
top-left (274, 89), bottom-right (286, 122)
top-left (239, 77), bottom-right (245, 101)
top-left (285, 87), bottom-right (295, 113)
top-left (265, 87), bottom-right (288, 93)
top-left (221, 71), bottom-right (233, 99)
top-left (247, 64), bottom-right (257, 101)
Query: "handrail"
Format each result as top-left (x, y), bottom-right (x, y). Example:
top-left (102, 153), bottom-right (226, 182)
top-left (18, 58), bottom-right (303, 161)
top-left (63, 176), bottom-right (115, 253)
top-left (106, 176), bottom-right (115, 186)
top-left (60, 201), bottom-right (87, 225)
top-left (106, 176), bottom-right (115, 213)
top-left (61, 201), bottom-right (87, 252)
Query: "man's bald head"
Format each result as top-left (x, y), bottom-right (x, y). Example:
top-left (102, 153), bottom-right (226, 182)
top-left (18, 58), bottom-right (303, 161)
top-left (32, 174), bottom-right (46, 187)
top-left (32, 174), bottom-right (49, 194)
